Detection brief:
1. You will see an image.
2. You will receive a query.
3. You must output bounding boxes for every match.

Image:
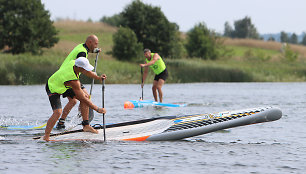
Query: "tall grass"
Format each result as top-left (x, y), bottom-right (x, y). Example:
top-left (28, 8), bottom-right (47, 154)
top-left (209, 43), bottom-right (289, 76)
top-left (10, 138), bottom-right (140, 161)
top-left (0, 54), bottom-right (62, 85)
top-left (166, 59), bottom-right (253, 82)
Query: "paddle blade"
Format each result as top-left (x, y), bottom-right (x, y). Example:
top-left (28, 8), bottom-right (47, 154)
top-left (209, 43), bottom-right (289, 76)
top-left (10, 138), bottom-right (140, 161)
top-left (89, 108), bottom-right (94, 122)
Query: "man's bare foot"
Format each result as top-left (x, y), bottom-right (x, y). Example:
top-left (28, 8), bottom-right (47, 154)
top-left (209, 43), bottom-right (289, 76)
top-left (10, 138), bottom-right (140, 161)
top-left (43, 135), bottom-right (50, 142)
top-left (83, 125), bottom-right (98, 134)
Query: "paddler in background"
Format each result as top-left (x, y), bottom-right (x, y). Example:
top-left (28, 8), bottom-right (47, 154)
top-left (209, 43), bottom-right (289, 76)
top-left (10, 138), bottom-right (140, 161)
top-left (140, 49), bottom-right (168, 103)
top-left (55, 35), bottom-right (101, 129)
top-left (44, 57), bottom-right (106, 141)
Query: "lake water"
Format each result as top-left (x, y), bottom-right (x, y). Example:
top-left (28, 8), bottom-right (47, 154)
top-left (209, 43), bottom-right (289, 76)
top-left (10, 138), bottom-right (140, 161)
top-left (0, 83), bottom-right (305, 174)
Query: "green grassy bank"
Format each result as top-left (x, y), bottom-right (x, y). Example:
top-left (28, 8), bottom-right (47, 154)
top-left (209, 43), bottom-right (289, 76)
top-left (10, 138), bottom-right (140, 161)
top-left (1, 20), bottom-right (306, 85)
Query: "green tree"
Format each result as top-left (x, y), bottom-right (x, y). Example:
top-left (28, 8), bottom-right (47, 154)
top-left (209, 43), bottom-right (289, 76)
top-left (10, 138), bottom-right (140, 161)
top-left (223, 22), bottom-right (233, 37)
top-left (301, 35), bottom-right (306, 46)
top-left (232, 16), bottom-right (259, 39)
top-left (112, 27), bottom-right (143, 61)
top-left (185, 22), bottom-right (219, 60)
top-left (0, 0), bottom-right (58, 54)
top-left (280, 31), bottom-right (289, 43)
top-left (289, 33), bottom-right (298, 44)
top-left (120, 0), bottom-right (182, 58)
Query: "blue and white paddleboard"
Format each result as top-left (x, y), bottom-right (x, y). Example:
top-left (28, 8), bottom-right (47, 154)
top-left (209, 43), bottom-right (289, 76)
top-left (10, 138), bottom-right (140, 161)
top-left (124, 100), bottom-right (186, 109)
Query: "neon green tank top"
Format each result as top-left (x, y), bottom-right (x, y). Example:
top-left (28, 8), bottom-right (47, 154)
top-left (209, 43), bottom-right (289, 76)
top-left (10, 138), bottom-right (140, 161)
top-left (145, 53), bottom-right (166, 75)
top-left (48, 60), bottom-right (80, 94)
top-left (61, 44), bottom-right (88, 68)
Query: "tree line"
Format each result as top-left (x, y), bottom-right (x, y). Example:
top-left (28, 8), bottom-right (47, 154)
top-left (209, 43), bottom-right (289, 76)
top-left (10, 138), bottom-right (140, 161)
top-left (278, 32), bottom-right (306, 45)
top-left (223, 16), bottom-right (306, 46)
top-left (1, 0), bottom-right (305, 60)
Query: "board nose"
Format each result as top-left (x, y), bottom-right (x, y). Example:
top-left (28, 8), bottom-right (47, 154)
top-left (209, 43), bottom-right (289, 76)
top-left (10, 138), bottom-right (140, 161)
top-left (124, 101), bottom-right (135, 109)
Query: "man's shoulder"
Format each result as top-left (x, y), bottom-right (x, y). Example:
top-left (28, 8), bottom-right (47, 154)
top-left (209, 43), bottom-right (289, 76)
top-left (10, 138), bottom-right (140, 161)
top-left (153, 53), bottom-right (160, 59)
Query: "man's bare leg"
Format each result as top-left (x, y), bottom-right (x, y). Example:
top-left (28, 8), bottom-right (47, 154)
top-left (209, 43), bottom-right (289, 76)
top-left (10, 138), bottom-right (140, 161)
top-left (44, 109), bottom-right (62, 141)
top-left (60, 97), bottom-right (77, 120)
top-left (156, 79), bottom-right (165, 103)
top-left (79, 101), bottom-right (98, 133)
top-left (152, 80), bottom-right (158, 102)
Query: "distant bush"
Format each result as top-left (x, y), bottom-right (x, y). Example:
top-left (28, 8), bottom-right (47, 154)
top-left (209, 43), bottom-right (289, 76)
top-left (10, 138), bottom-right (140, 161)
top-left (112, 27), bottom-right (143, 61)
top-left (283, 45), bottom-right (298, 62)
top-left (185, 23), bottom-right (219, 60)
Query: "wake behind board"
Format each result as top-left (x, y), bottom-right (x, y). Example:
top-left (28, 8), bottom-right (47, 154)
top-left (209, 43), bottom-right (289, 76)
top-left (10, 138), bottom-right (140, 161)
top-left (2, 109), bottom-right (95, 130)
top-left (34, 106), bottom-right (282, 142)
top-left (124, 100), bottom-right (186, 109)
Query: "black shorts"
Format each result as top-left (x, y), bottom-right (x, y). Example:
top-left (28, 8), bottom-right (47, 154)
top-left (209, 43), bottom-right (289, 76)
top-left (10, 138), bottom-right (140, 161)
top-left (45, 83), bottom-right (77, 110)
top-left (154, 69), bottom-right (168, 81)
top-left (62, 83), bottom-right (84, 98)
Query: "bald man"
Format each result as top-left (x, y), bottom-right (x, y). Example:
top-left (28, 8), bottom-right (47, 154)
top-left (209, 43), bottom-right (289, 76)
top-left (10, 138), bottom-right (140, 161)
top-left (55, 35), bottom-right (102, 129)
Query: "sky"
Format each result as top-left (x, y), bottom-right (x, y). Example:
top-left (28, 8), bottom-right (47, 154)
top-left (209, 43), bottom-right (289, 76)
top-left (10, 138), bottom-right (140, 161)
top-left (41, 0), bottom-right (306, 34)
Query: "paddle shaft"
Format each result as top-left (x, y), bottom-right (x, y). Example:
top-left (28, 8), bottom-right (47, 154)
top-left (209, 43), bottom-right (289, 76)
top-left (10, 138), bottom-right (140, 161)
top-left (141, 67), bottom-right (143, 100)
top-left (102, 79), bottom-right (106, 141)
top-left (89, 52), bottom-right (99, 95)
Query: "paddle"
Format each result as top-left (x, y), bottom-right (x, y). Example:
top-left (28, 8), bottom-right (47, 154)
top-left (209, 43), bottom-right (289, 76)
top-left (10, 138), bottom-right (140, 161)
top-left (102, 78), bottom-right (106, 141)
top-left (141, 67), bottom-right (144, 100)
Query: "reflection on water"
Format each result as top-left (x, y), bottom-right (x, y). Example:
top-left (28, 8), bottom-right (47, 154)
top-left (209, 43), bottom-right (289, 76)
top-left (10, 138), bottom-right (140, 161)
top-left (1, 83), bottom-right (306, 173)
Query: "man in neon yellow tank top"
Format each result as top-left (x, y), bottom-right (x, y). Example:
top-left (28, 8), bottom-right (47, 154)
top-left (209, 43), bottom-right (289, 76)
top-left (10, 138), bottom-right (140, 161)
top-left (56, 35), bottom-right (101, 129)
top-left (140, 49), bottom-right (168, 103)
top-left (44, 57), bottom-right (106, 141)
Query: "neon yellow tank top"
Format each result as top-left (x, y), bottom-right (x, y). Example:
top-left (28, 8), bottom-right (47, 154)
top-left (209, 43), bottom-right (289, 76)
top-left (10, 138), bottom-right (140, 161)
top-left (48, 60), bottom-right (80, 94)
top-left (145, 53), bottom-right (166, 75)
top-left (61, 44), bottom-right (88, 68)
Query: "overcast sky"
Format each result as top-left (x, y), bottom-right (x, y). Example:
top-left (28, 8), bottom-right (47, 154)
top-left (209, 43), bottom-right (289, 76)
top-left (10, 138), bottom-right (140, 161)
top-left (41, 0), bottom-right (306, 34)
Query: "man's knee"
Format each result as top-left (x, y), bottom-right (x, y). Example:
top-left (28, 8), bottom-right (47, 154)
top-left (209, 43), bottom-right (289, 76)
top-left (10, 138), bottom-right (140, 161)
top-left (79, 101), bottom-right (88, 108)
top-left (53, 109), bottom-right (62, 117)
top-left (68, 98), bottom-right (78, 105)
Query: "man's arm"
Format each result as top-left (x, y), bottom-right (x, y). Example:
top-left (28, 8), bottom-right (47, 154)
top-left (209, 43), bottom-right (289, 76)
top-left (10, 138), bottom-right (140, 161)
top-left (140, 53), bottom-right (160, 67)
top-left (80, 69), bottom-right (106, 82)
top-left (65, 80), bottom-right (105, 113)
